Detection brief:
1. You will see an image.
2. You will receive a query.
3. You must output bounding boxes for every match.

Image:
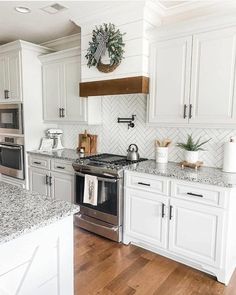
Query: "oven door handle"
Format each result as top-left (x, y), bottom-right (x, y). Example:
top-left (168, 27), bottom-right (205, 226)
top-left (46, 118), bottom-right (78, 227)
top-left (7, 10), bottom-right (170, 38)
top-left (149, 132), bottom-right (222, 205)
top-left (0, 144), bottom-right (22, 150)
top-left (75, 171), bottom-right (119, 183)
top-left (77, 213), bottom-right (119, 231)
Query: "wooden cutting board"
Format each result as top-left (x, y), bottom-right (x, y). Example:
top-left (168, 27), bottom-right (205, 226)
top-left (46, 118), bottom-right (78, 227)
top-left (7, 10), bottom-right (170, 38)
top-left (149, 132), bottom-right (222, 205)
top-left (78, 130), bottom-right (91, 154)
top-left (89, 135), bottom-right (98, 154)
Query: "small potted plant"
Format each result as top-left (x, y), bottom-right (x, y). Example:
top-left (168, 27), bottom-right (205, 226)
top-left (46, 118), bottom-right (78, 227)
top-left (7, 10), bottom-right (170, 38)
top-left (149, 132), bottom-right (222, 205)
top-left (177, 134), bottom-right (211, 163)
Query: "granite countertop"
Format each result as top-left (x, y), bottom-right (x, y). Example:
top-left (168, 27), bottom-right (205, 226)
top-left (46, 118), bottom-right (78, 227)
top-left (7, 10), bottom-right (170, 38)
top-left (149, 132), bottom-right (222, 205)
top-left (28, 148), bottom-right (79, 162)
top-left (125, 160), bottom-right (236, 188)
top-left (0, 182), bottom-right (79, 245)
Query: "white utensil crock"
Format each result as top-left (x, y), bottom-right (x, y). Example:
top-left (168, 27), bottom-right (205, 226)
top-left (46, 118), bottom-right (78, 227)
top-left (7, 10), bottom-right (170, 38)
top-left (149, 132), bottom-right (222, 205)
top-left (156, 147), bottom-right (168, 164)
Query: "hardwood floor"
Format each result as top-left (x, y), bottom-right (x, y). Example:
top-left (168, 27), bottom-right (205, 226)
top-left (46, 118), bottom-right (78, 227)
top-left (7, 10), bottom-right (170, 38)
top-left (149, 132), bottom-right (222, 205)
top-left (74, 227), bottom-right (236, 295)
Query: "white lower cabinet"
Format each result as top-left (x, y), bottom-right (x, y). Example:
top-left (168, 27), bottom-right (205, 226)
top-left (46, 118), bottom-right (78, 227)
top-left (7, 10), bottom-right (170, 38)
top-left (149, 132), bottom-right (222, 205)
top-left (124, 188), bottom-right (168, 249)
top-left (51, 171), bottom-right (74, 202)
top-left (28, 155), bottom-right (74, 203)
top-left (168, 198), bottom-right (224, 267)
top-left (29, 167), bottom-right (49, 196)
top-left (124, 171), bottom-right (236, 285)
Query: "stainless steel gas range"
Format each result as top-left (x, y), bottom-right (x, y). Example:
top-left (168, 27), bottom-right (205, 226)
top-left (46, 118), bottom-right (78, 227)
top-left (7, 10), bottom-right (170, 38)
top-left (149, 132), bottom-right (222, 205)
top-left (72, 153), bottom-right (147, 242)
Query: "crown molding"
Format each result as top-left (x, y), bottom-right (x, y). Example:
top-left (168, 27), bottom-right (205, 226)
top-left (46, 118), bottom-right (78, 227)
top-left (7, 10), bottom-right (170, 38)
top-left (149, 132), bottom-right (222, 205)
top-left (39, 46), bottom-right (80, 62)
top-left (40, 33), bottom-right (81, 49)
top-left (0, 40), bottom-right (53, 54)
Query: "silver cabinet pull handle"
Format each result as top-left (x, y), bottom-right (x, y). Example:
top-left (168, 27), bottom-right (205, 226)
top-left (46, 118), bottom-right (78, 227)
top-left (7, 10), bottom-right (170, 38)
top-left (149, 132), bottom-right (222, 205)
top-left (189, 104), bottom-right (193, 119)
top-left (46, 175), bottom-right (49, 185)
top-left (56, 166), bottom-right (65, 170)
top-left (61, 108), bottom-right (65, 118)
top-left (187, 192), bottom-right (203, 198)
top-left (161, 203), bottom-right (165, 218)
top-left (33, 161), bottom-right (41, 165)
top-left (49, 176), bottom-right (52, 186)
top-left (169, 205), bottom-right (173, 220)
top-left (183, 104), bottom-right (187, 119)
top-left (4, 90), bottom-right (9, 99)
top-left (59, 108), bottom-right (62, 118)
top-left (137, 182), bottom-right (150, 186)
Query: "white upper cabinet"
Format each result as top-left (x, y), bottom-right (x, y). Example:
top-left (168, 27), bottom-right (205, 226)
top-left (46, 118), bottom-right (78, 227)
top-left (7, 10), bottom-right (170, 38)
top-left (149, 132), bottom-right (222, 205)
top-left (40, 48), bottom-right (100, 124)
top-left (62, 58), bottom-right (86, 122)
top-left (190, 27), bottom-right (236, 124)
top-left (41, 49), bottom-right (86, 123)
top-left (0, 51), bottom-right (22, 102)
top-left (0, 55), bottom-right (6, 100)
top-left (148, 26), bottom-right (236, 126)
top-left (148, 36), bottom-right (192, 124)
top-left (43, 63), bottom-right (62, 121)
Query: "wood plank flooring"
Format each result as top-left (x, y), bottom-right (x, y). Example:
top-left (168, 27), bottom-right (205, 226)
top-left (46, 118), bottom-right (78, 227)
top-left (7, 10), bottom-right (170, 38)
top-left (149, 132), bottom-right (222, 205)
top-left (74, 228), bottom-right (236, 295)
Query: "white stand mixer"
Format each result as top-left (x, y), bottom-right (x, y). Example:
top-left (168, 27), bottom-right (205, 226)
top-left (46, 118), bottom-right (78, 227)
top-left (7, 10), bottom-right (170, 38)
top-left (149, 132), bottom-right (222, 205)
top-left (46, 129), bottom-right (64, 150)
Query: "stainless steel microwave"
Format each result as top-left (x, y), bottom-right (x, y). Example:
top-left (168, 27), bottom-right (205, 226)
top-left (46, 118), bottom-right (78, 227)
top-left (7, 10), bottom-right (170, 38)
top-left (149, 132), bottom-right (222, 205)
top-left (0, 104), bottom-right (23, 135)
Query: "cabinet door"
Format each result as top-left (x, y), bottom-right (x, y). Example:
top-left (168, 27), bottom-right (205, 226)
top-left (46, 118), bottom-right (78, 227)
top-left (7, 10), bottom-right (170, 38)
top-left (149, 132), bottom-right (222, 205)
top-left (50, 172), bottom-right (74, 203)
top-left (169, 198), bottom-right (224, 267)
top-left (29, 167), bottom-right (49, 196)
top-left (61, 58), bottom-right (86, 122)
top-left (148, 36), bottom-right (192, 124)
top-left (0, 55), bottom-right (6, 100)
top-left (124, 188), bottom-right (168, 248)
top-left (43, 63), bottom-right (62, 121)
top-left (6, 52), bottom-right (22, 101)
top-left (190, 27), bottom-right (236, 124)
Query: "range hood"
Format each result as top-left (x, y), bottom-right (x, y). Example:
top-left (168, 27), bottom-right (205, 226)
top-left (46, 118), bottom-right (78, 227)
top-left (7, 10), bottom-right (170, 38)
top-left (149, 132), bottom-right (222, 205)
top-left (79, 76), bottom-right (149, 97)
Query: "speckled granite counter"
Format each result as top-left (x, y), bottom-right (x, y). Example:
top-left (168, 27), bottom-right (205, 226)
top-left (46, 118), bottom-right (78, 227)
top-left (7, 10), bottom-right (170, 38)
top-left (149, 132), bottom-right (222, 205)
top-left (0, 182), bottom-right (79, 245)
top-left (28, 148), bottom-right (79, 162)
top-left (125, 160), bottom-right (236, 188)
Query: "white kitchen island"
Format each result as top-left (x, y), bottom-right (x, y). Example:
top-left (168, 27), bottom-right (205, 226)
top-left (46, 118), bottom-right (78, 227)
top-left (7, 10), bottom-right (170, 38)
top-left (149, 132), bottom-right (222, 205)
top-left (0, 182), bottom-right (79, 295)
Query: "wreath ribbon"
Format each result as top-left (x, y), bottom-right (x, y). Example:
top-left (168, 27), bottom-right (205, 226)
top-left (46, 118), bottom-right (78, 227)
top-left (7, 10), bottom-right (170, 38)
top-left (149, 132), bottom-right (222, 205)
top-left (94, 32), bottom-right (108, 63)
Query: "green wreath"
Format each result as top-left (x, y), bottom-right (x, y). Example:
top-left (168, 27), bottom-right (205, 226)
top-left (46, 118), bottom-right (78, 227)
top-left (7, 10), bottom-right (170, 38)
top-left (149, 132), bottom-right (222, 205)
top-left (85, 23), bottom-right (125, 73)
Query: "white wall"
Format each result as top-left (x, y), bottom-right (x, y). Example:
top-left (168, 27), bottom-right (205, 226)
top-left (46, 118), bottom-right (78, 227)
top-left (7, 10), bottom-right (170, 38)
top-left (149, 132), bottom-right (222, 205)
top-left (58, 94), bottom-right (235, 168)
top-left (72, 1), bottom-right (158, 82)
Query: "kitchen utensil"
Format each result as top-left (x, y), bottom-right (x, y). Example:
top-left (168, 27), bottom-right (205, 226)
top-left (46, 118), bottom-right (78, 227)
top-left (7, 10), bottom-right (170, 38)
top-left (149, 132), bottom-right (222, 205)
top-left (89, 135), bottom-right (98, 154)
top-left (79, 130), bottom-right (91, 154)
top-left (127, 144), bottom-right (140, 161)
top-left (155, 139), bottom-right (172, 147)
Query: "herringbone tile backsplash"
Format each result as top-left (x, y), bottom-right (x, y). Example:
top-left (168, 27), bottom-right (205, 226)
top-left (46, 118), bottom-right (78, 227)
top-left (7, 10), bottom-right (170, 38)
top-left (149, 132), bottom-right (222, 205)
top-left (58, 94), bottom-right (236, 168)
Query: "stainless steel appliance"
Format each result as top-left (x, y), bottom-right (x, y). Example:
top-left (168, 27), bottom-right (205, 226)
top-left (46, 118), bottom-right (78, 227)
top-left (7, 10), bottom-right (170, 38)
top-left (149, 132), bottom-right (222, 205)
top-left (46, 129), bottom-right (64, 150)
top-left (127, 143), bottom-right (140, 161)
top-left (72, 153), bottom-right (147, 242)
top-left (0, 104), bottom-right (23, 135)
top-left (0, 135), bottom-right (25, 179)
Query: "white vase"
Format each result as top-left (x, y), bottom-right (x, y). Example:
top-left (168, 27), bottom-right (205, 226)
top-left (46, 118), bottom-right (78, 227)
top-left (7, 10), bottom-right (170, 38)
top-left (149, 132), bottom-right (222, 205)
top-left (184, 150), bottom-right (199, 163)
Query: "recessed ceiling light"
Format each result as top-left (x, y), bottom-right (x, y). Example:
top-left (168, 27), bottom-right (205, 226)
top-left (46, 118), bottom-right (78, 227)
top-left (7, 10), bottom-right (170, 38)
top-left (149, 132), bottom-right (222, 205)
top-left (15, 6), bottom-right (31, 14)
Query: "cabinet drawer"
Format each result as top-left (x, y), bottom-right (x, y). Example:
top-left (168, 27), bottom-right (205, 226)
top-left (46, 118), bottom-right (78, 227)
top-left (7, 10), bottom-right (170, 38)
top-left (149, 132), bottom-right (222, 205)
top-left (51, 159), bottom-right (74, 174)
top-left (29, 156), bottom-right (50, 170)
top-left (171, 180), bottom-right (227, 208)
top-left (125, 172), bottom-right (168, 195)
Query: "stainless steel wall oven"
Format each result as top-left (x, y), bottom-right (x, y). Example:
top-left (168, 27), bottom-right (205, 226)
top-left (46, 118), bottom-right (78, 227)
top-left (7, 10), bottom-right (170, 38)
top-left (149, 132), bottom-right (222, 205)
top-left (0, 136), bottom-right (25, 179)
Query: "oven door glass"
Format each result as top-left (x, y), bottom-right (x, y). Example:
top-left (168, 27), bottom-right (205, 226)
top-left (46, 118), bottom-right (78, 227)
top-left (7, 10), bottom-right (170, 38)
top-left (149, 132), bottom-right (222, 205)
top-left (76, 174), bottom-right (118, 216)
top-left (0, 145), bottom-right (23, 170)
top-left (0, 108), bottom-right (19, 130)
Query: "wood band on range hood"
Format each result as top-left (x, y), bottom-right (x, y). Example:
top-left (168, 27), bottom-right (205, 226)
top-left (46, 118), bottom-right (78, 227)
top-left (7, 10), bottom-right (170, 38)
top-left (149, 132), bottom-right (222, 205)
top-left (79, 76), bottom-right (149, 97)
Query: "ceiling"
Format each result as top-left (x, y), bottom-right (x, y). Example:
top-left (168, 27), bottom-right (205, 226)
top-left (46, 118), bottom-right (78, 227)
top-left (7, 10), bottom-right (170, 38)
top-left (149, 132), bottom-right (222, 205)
top-left (0, 1), bottom-right (232, 45)
top-left (158, 1), bottom-right (188, 8)
top-left (0, 1), bottom-right (134, 45)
